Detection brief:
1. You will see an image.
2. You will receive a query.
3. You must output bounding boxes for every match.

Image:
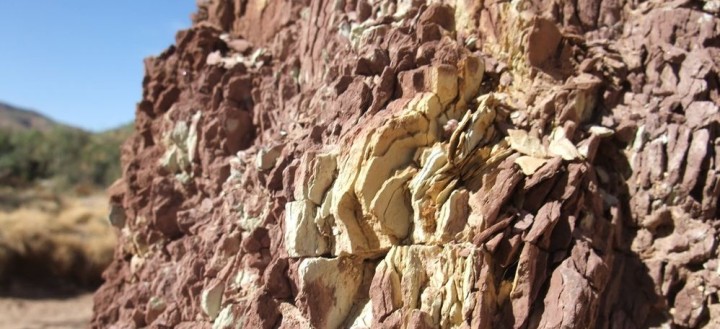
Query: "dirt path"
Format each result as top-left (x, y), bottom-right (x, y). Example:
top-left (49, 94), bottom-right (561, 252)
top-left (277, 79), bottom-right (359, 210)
top-left (0, 293), bottom-right (93, 329)
top-left (0, 280), bottom-right (94, 329)
top-left (0, 294), bottom-right (93, 329)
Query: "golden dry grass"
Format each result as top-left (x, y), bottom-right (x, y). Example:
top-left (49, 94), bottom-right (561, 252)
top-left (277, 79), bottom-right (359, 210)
top-left (0, 188), bottom-right (116, 287)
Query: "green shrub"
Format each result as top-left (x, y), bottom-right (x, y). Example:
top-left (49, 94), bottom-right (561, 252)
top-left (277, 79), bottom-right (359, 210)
top-left (0, 125), bottom-right (131, 189)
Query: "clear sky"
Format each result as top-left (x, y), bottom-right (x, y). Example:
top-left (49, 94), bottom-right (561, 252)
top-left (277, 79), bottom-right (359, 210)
top-left (0, 1), bottom-right (197, 131)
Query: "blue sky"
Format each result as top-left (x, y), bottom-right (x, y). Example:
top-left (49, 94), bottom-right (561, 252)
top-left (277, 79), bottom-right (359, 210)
top-left (0, 1), bottom-right (197, 131)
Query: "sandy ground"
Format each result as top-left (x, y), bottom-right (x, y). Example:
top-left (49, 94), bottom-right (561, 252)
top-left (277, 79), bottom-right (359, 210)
top-left (0, 280), bottom-right (94, 329)
top-left (0, 293), bottom-right (93, 329)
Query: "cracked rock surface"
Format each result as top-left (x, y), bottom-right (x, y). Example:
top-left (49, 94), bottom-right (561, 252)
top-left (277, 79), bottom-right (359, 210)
top-left (92, 0), bottom-right (720, 328)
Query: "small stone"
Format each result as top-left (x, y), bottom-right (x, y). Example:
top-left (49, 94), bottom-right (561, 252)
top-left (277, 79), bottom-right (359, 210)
top-left (515, 156), bottom-right (549, 175)
top-left (201, 279), bottom-right (225, 320)
top-left (256, 145), bottom-right (283, 171)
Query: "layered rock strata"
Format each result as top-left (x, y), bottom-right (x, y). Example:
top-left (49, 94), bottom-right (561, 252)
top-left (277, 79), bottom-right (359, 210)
top-left (93, 0), bottom-right (720, 328)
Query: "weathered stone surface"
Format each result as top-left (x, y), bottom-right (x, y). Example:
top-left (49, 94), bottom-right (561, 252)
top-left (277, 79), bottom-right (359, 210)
top-left (369, 245), bottom-right (492, 328)
top-left (295, 257), bottom-right (363, 329)
top-left (284, 200), bottom-right (327, 257)
top-left (92, 1), bottom-right (720, 328)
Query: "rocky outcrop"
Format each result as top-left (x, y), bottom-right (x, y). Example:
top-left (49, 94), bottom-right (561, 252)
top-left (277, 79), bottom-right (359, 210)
top-left (93, 0), bottom-right (720, 328)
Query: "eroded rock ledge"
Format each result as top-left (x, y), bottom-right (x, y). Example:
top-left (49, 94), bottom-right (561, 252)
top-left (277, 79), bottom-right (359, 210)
top-left (93, 1), bottom-right (720, 328)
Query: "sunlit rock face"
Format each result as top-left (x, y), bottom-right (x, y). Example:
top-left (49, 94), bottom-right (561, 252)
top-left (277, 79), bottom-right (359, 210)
top-left (92, 0), bottom-right (720, 328)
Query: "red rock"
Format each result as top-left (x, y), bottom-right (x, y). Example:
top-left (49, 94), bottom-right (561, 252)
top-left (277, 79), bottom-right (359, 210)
top-left (473, 168), bottom-right (523, 228)
top-left (355, 47), bottom-right (390, 76)
top-left (91, 1), bottom-right (720, 328)
top-left (524, 201), bottom-right (562, 249)
top-left (667, 124), bottom-right (692, 185)
top-left (370, 261), bottom-right (401, 322)
top-left (527, 17), bottom-right (562, 67)
top-left (407, 309), bottom-right (434, 329)
top-left (510, 243), bottom-right (548, 329)
top-left (225, 75), bottom-right (253, 104)
top-left (682, 129), bottom-right (710, 194)
top-left (673, 276), bottom-right (707, 327)
top-left (245, 290), bottom-right (281, 329)
top-left (685, 101), bottom-right (719, 129)
top-left (419, 4), bottom-right (455, 31)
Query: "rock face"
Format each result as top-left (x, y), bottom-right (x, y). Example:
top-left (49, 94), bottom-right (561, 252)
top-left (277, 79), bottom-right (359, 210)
top-left (92, 0), bottom-right (720, 328)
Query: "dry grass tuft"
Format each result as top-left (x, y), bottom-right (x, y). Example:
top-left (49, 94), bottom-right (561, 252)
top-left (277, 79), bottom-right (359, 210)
top-left (0, 189), bottom-right (116, 287)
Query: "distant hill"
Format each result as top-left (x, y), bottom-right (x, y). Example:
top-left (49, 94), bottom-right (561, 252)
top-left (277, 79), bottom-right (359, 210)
top-left (0, 101), bottom-right (133, 188)
top-left (0, 102), bottom-right (63, 132)
top-left (97, 122), bottom-right (134, 140)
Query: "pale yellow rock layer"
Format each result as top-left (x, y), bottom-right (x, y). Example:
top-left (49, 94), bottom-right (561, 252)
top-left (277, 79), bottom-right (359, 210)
top-left (279, 3), bottom-right (609, 325)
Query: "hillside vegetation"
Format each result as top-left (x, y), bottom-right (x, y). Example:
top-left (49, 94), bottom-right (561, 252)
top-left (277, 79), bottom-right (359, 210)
top-left (0, 113), bottom-right (131, 189)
